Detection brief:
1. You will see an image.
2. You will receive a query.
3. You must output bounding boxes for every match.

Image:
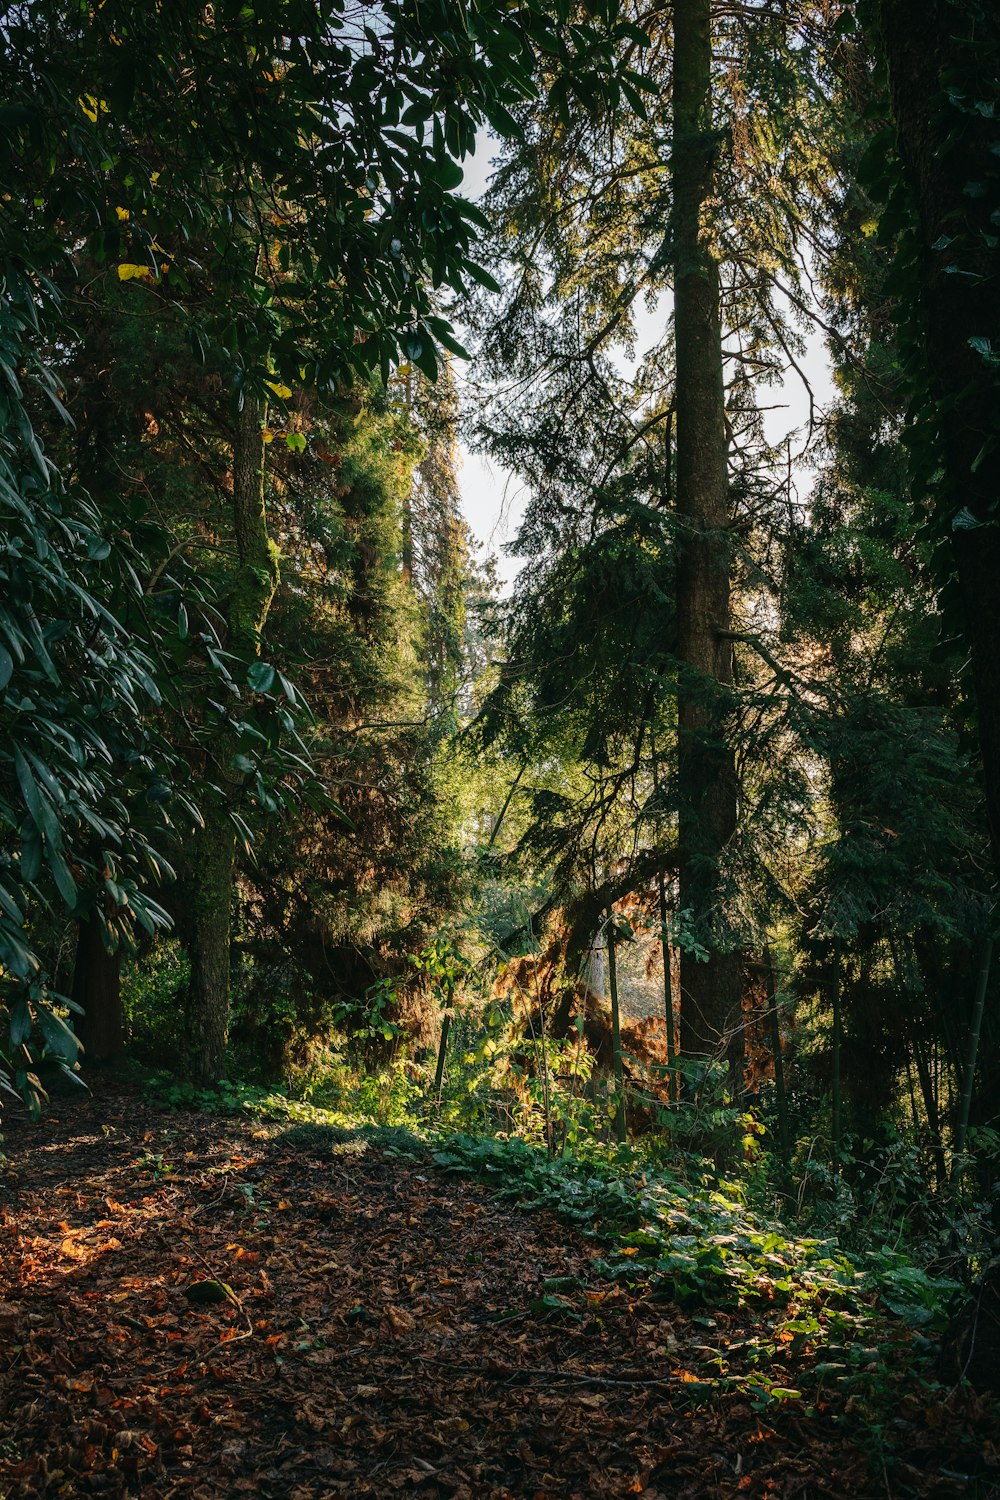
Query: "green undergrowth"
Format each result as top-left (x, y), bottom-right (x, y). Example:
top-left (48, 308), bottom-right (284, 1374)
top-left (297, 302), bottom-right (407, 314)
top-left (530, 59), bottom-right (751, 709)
top-left (424, 1135), bottom-right (959, 1337)
top-left (386, 1129), bottom-right (961, 1433)
top-left (145, 1068), bottom-right (960, 1344)
top-left (142, 1071), bottom-right (966, 1445)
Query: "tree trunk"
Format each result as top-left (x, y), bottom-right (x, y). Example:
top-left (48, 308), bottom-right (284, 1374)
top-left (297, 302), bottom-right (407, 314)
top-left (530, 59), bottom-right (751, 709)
top-left (763, 945), bottom-right (791, 1184)
top-left (650, 729), bottom-right (677, 1102)
top-left (606, 908), bottom-right (627, 1143)
top-left (228, 392), bottom-right (281, 659)
top-left (831, 961), bottom-right (842, 1166)
top-left (585, 934), bottom-right (606, 1000)
top-left (909, 1024), bottom-right (947, 1187)
top-left (186, 811), bottom-right (237, 1085)
top-left (434, 1003), bottom-right (452, 1098)
top-left (72, 918), bottom-right (124, 1063)
top-left (954, 936), bottom-right (993, 1178)
top-left (658, 869), bottom-right (677, 1103)
top-left (185, 390), bottom-right (279, 1086)
top-left (671, 0), bottom-right (742, 1070)
top-left (877, 0), bottom-right (1000, 881)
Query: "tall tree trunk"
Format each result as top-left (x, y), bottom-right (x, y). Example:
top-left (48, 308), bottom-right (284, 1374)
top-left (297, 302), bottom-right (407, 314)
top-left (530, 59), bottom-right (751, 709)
top-left (658, 868), bottom-right (677, 1103)
top-left (909, 1023), bottom-right (947, 1187)
top-left (606, 907), bottom-right (627, 1143)
top-left (953, 936), bottom-right (993, 1178)
top-left (831, 961), bottom-right (843, 1167)
top-left (671, 0), bottom-right (742, 1071)
top-left (763, 945), bottom-right (791, 1185)
top-left (185, 812), bottom-right (237, 1084)
top-left (72, 918), bottom-right (124, 1063)
top-left (185, 391), bottom-right (279, 1086)
top-left (434, 990), bottom-right (453, 1099)
top-left (877, 0), bottom-right (1000, 881)
top-left (889, 934), bottom-right (947, 1184)
top-left (650, 728), bottom-right (677, 1101)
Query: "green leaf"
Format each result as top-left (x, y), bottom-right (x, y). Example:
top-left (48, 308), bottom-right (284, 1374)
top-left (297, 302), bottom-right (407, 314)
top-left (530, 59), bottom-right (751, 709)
top-left (247, 661), bottom-right (276, 693)
top-left (969, 335), bottom-right (1000, 365)
top-left (14, 747), bottom-right (61, 846)
top-left (50, 849), bottom-right (78, 908)
top-left (37, 1005), bottom-right (82, 1064)
top-left (429, 324), bottom-right (471, 361)
top-left (436, 157), bottom-right (464, 191)
top-left (0, 880), bottom-right (24, 924)
top-left (413, 339), bottom-right (439, 381)
top-left (464, 261), bottom-right (502, 294)
top-left (185, 1279), bottom-right (234, 1306)
top-left (21, 830), bottom-right (43, 883)
top-left (9, 998), bottom-right (32, 1049)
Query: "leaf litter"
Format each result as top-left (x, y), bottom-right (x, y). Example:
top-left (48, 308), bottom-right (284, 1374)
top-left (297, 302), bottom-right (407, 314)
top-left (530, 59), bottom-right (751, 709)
top-left (0, 1081), bottom-right (997, 1498)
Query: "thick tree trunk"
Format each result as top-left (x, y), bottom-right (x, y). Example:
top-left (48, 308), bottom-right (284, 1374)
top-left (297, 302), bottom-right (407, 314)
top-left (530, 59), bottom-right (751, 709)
top-left (185, 811), bottom-right (237, 1085)
top-left (650, 730), bottom-right (678, 1101)
top-left (72, 918), bottom-right (124, 1063)
top-left (185, 391), bottom-right (279, 1086)
top-left (606, 909), bottom-right (627, 1143)
top-left (671, 0), bottom-right (743, 1069)
top-left (953, 529), bottom-right (1000, 879)
top-left (954, 936), bottom-right (993, 1177)
top-left (658, 868), bottom-right (677, 1103)
top-left (831, 962), bottom-right (842, 1165)
top-left (763, 946), bottom-right (791, 1183)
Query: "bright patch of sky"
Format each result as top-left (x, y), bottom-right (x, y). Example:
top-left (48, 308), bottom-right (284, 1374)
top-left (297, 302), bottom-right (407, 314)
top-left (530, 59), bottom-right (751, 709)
top-left (454, 139), bottom-right (836, 592)
top-left (453, 139), bottom-right (526, 583)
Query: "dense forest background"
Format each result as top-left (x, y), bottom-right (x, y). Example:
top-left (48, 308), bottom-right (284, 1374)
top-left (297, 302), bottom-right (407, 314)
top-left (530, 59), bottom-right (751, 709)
top-left (2, 0), bottom-right (1000, 1328)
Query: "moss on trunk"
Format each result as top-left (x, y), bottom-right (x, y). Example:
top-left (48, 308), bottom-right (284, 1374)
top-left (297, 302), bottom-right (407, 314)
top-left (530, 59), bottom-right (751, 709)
top-left (185, 389), bottom-right (279, 1085)
top-left (671, 0), bottom-right (743, 1071)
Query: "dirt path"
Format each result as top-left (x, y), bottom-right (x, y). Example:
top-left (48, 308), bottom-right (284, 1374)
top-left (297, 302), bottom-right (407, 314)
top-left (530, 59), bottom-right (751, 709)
top-left (0, 1085), bottom-right (992, 1498)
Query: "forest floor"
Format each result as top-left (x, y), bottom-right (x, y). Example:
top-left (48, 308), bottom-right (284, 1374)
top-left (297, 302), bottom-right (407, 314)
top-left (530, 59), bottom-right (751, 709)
top-left (0, 1082), bottom-right (997, 1500)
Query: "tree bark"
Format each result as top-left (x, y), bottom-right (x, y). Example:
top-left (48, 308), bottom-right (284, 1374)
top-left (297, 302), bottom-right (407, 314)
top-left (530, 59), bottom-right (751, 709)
top-left (434, 1005), bottom-right (452, 1098)
top-left (763, 945), bottom-right (791, 1184)
top-left (954, 936), bottom-right (993, 1177)
top-left (606, 908), bottom-right (627, 1143)
top-left (831, 961), bottom-right (842, 1166)
top-left (658, 868), bottom-right (677, 1103)
top-left (650, 729), bottom-right (677, 1102)
top-left (185, 390), bottom-right (279, 1086)
top-left (71, 918), bottom-right (124, 1063)
top-left (185, 811), bottom-right (238, 1085)
top-left (671, 0), bottom-right (743, 1069)
top-left (909, 1023), bottom-right (947, 1187)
